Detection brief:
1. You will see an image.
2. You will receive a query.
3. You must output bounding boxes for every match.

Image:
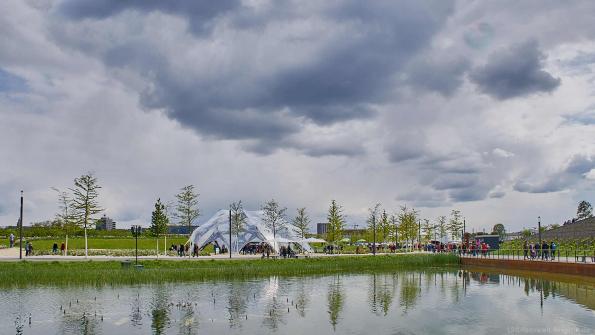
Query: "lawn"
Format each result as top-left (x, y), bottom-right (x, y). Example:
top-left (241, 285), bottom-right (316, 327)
top-left (14, 236), bottom-right (189, 251)
top-left (0, 253), bottom-right (459, 286)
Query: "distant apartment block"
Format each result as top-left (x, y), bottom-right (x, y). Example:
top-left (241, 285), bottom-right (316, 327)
top-left (96, 215), bottom-right (116, 230)
top-left (317, 222), bottom-right (328, 235)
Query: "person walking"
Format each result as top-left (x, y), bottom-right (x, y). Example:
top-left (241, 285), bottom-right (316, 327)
top-left (550, 241), bottom-right (556, 261)
top-left (542, 241), bottom-right (549, 260)
top-left (9, 233), bottom-right (15, 248)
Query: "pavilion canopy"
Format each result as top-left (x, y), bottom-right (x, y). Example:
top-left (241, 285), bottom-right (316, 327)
top-left (188, 209), bottom-right (312, 253)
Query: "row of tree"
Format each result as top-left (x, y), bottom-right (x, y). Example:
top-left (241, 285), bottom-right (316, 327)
top-left (363, 205), bottom-right (465, 249)
top-left (52, 173), bottom-right (203, 257)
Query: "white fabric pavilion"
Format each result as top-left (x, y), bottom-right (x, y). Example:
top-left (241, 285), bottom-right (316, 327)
top-left (188, 209), bottom-right (312, 253)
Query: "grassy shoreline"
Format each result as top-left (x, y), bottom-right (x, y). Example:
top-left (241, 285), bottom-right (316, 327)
top-left (0, 254), bottom-right (458, 287)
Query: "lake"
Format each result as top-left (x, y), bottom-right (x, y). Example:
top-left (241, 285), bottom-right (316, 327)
top-left (1, 268), bottom-right (593, 334)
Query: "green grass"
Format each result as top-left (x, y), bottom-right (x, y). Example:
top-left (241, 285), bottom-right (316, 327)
top-left (0, 253), bottom-right (459, 287)
top-left (13, 237), bottom-right (189, 251)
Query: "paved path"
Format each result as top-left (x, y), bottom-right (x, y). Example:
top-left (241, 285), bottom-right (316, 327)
top-left (0, 247), bottom-right (421, 262)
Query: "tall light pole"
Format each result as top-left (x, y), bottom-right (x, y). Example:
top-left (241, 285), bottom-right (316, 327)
top-left (130, 225), bottom-right (140, 265)
top-left (229, 208), bottom-right (232, 259)
top-left (537, 216), bottom-right (542, 249)
top-left (19, 190), bottom-right (23, 260)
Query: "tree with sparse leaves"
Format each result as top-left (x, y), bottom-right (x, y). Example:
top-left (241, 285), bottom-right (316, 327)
top-left (327, 200), bottom-right (345, 245)
top-left (366, 203), bottom-right (381, 243)
top-left (436, 216), bottom-right (447, 241)
top-left (70, 173), bottom-right (103, 258)
top-left (421, 219), bottom-right (434, 244)
top-left (150, 198), bottom-right (169, 256)
top-left (230, 200), bottom-right (248, 252)
top-left (175, 185), bottom-right (200, 237)
top-left (398, 206), bottom-right (418, 252)
top-left (378, 210), bottom-right (391, 242)
top-left (447, 210), bottom-right (463, 240)
top-left (262, 199), bottom-right (287, 251)
top-left (51, 187), bottom-right (77, 255)
top-left (292, 207), bottom-right (311, 239)
top-left (577, 200), bottom-right (593, 221)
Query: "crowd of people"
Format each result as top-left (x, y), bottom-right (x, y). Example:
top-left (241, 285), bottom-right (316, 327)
top-left (523, 241), bottom-right (557, 260)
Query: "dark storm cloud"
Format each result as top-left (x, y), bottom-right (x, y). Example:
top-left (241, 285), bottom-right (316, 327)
top-left (57, 0), bottom-right (240, 35)
top-left (432, 175), bottom-right (478, 190)
top-left (470, 41), bottom-right (560, 99)
top-left (514, 155), bottom-right (595, 193)
top-left (404, 55), bottom-right (470, 96)
top-left (53, 0), bottom-right (455, 155)
top-left (489, 191), bottom-right (506, 198)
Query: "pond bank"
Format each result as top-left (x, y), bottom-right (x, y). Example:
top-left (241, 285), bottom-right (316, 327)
top-left (0, 254), bottom-right (458, 287)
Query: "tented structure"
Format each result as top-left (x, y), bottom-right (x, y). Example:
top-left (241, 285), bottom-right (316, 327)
top-left (188, 209), bottom-right (312, 253)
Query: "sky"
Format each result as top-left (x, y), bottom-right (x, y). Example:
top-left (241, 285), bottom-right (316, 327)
top-left (2, 0), bottom-right (595, 233)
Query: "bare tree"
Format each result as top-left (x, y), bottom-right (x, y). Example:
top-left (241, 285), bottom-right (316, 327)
top-left (70, 173), bottom-right (103, 258)
top-left (230, 200), bottom-right (247, 252)
top-left (292, 207), bottom-right (311, 240)
top-left (51, 187), bottom-right (76, 256)
top-left (175, 185), bottom-right (200, 237)
top-left (261, 199), bottom-right (287, 252)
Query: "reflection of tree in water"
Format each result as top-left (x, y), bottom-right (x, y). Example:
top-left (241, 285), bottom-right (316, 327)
top-left (262, 295), bottom-right (285, 330)
top-left (178, 305), bottom-right (197, 335)
top-left (368, 273), bottom-right (396, 316)
top-left (449, 270), bottom-right (462, 303)
top-left (327, 275), bottom-right (345, 330)
top-left (227, 281), bottom-right (248, 329)
top-left (294, 279), bottom-right (311, 318)
top-left (130, 290), bottom-right (143, 327)
top-left (58, 296), bottom-right (100, 335)
top-left (399, 272), bottom-right (421, 313)
top-left (150, 286), bottom-right (171, 335)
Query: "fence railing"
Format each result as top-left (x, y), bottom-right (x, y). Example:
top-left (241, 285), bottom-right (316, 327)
top-left (457, 248), bottom-right (595, 264)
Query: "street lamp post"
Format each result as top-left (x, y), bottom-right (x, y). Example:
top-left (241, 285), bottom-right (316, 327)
top-left (130, 225), bottom-right (141, 265)
top-left (229, 208), bottom-right (232, 259)
top-left (19, 190), bottom-right (23, 260)
top-left (372, 215), bottom-right (376, 256)
top-left (538, 216), bottom-right (542, 256)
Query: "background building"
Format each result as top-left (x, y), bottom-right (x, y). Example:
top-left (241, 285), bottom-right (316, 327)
top-left (316, 222), bottom-right (328, 235)
top-left (96, 215), bottom-right (116, 230)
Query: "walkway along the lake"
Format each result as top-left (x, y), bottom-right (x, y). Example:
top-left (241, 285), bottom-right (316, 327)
top-left (461, 257), bottom-right (595, 277)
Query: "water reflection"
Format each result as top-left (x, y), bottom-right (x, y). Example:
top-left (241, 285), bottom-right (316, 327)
top-left (327, 275), bottom-right (344, 330)
top-left (399, 272), bottom-right (421, 313)
top-left (368, 273), bottom-right (396, 316)
top-left (0, 270), bottom-right (593, 334)
top-left (227, 281), bottom-right (248, 329)
top-left (150, 286), bottom-right (171, 335)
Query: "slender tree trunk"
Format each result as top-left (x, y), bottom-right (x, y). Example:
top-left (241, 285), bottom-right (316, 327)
top-left (65, 234), bottom-right (68, 256)
top-left (164, 235), bottom-right (167, 256)
top-left (84, 221), bottom-right (88, 258)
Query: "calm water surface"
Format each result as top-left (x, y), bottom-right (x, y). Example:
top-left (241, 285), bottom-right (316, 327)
top-left (0, 269), bottom-right (593, 334)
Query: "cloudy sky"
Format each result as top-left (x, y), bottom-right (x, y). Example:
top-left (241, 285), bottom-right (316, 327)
top-left (2, 0), bottom-right (595, 232)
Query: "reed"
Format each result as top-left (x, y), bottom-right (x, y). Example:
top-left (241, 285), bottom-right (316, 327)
top-left (0, 254), bottom-right (458, 287)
